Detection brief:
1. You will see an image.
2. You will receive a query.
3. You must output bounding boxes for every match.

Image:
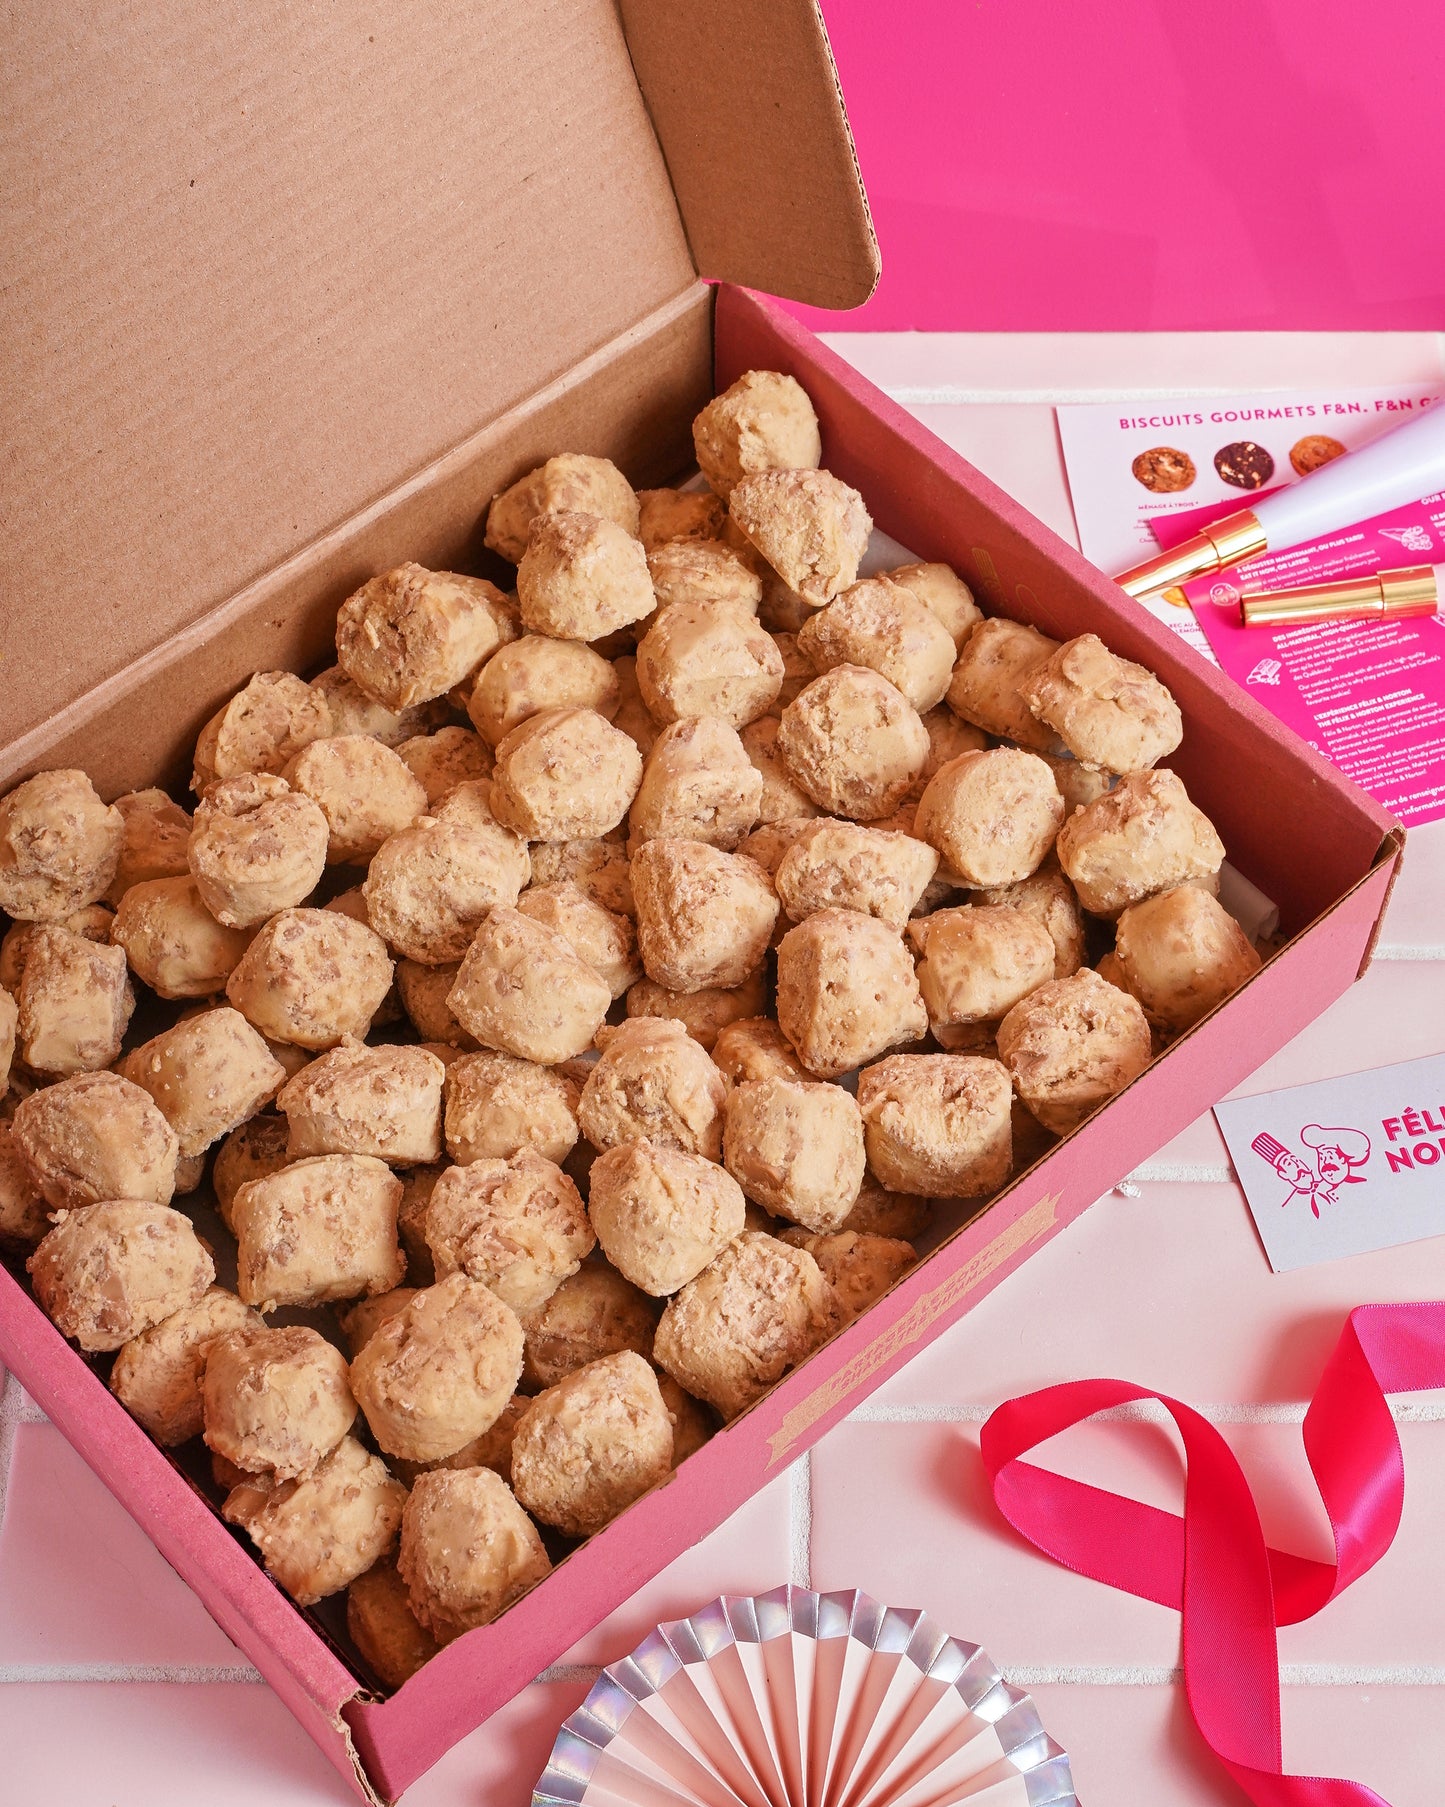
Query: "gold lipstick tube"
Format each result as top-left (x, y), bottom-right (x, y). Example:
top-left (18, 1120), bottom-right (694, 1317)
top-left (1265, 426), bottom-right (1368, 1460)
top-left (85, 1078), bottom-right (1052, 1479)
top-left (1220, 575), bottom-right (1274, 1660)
top-left (1115, 508), bottom-right (1267, 599)
top-left (1240, 565), bottom-right (1439, 628)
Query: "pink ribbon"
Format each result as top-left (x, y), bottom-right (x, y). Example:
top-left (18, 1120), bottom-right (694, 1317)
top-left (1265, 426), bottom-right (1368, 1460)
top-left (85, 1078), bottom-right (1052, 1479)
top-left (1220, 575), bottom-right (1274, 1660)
top-left (980, 1302), bottom-right (1445, 1804)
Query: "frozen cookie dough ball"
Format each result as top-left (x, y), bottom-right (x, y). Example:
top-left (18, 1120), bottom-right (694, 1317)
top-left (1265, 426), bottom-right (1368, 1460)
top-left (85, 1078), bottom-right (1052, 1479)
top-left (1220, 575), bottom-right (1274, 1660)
top-left (739, 716), bottom-right (819, 827)
top-left (654, 1231), bottom-right (836, 1420)
top-left (837, 1180), bottom-right (930, 1241)
top-left (779, 1229), bottom-right (916, 1322)
top-left (511, 1351), bottom-right (672, 1537)
top-left (489, 708), bottom-right (642, 842)
top-left (17, 925), bottom-right (133, 1075)
top-left (915, 748), bottom-right (1064, 888)
top-left (278, 1040), bottom-right (445, 1166)
top-left (908, 906), bottom-right (1056, 1045)
top-left (448, 907), bottom-right (610, 1064)
top-left (969, 856), bottom-right (1086, 979)
top-left (284, 736), bottom-right (427, 865)
top-left (1056, 769), bottom-right (1224, 919)
top-left (779, 667), bottom-right (929, 821)
top-left (517, 510), bottom-right (655, 642)
top-left (12, 1071), bottom-right (179, 1211)
top-left (338, 1288), bottom-right (422, 1359)
top-left (104, 788), bottom-right (193, 906)
top-left (711, 1015), bottom-right (807, 1086)
top-left (625, 970), bottom-right (768, 1052)
top-left (997, 968), bottom-right (1153, 1134)
top-left (424, 1151), bottom-right (593, 1312)
top-left (587, 1139), bottom-right (745, 1296)
top-left (111, 1287), bottom-right (260, 1446)
top-left (518, 1264), bottom-right (658, 1392)
top-left (529, 834), bottom-right (635, 919)
top-left (0, 770), bottom-right (122, 923)
top-left (485, 452), bottom-right (640, 564)
top-left (799, 575), bottom-right (956, 713)
top-left (857, 1054), bottom-right (1013, 1197)
top-left (631, 839), bottom-right (778, 994)
top-left (722, 1076), bottom-right (865, 1232)
top-left (213, 1114), bottom-right (291, 1231)
top-left (30, 1201), bottom-right (213, 1352)
top-left (915, 708), bottom-right (991, 792)
top-left (579, 1018), bottom-right (727, 1159)
top-left (637, 486), bottom-right (726, 550)
top-left (363, 809), bottom-right (530, 965)
top-left (945, 617), bottom-right (1061, 752)
top-left (467, 636), bottom-right (619, 748)
top-left (1019, 634), bottom-right (1182, 775)
top-left (192, 672), bottom-right (332, 794)
top-left (336, 564), bottom-right (516, 709)
top-left (516, 881), bottom-right (640, 998)
top-left (348, 1556), bottom-right (441, 1688)
top-left (0, 1121), bottom-right (49, 1251)
top-left (1114, 884), bottom-right (1261, 1032)
top-left (399, 1467), bottom-right (550, 1641)
top-left (396, 960), bottom-right (476, 1048)
top-left (646, 539), bottom-right (762, 619)
top-left (776, 909), bottom-right (927, 1079)
top-left (728, 468), bottom-right (870, 609)
top-left (886, 561), bottom-right (983, 651)
top-left (396, 1164), bottom-right (445, 1282)
top-left (113, 875), bottom-right (254, 999)
top-left (119, 1007), bottom-right (286, 1157)
top-left (390, 1394), bottom-right (528, 1489)
top-left (187, 773), bottom-right (328, 928)
top-left (658, 1372), bottom-right (715, 1464)
top-left (223, 1434), bottom-right (404, 1606)
top-left (231, 1153), bottom-right (403, 1310)
top-left (350, 1273), bottom-right (524, 1463)
top-left (775, 820), bottom-right (938, 928)
top-left (445, 1050), bottom-right (580, 1167)
top-left (693, 370), bottom-right (822, 501)
top-left (630, 717), bottom-right (763, 852)
top-left (636, 602), bottom-right (783, 729)
top-left (226, 908), bottom-right (394, 1049)
top-left (397, 727), bottom-right (494, 807)
top-left (309, 665), bottom-right (448, 747)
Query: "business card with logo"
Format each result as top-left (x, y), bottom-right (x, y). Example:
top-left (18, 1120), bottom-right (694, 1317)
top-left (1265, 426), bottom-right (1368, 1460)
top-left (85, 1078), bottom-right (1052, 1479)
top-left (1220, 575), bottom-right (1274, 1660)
top-left (1215, 1051), bottom-right (1445, 1272)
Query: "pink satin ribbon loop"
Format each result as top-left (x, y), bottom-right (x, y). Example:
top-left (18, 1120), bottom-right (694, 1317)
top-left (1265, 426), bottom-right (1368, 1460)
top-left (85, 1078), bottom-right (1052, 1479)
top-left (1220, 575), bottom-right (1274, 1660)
top-left (980, 1301), bottom-right (1445, 1805)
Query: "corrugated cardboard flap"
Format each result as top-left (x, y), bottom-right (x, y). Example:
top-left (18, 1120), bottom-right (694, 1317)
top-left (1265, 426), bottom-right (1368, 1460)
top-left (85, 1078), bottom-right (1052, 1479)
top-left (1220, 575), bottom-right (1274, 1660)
top-left (1, 0), bottom-right (873, 753)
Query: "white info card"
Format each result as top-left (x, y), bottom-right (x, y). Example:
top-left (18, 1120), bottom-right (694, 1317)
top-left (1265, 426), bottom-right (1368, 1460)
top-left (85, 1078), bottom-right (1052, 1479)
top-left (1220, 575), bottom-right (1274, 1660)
top-left (1214, 1051), bottom-right (1445, 1272)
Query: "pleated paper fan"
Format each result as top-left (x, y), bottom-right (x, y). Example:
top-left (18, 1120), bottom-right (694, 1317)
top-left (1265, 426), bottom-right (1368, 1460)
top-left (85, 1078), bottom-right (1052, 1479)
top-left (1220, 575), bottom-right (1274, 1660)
top-left (533, 1586), bottom-right (1078, 1807)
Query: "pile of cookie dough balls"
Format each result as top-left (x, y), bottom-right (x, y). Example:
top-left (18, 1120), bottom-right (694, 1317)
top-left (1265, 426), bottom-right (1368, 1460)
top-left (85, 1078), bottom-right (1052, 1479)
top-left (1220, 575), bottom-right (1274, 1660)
top-left (0, 367), bottom-right (1265, 1688)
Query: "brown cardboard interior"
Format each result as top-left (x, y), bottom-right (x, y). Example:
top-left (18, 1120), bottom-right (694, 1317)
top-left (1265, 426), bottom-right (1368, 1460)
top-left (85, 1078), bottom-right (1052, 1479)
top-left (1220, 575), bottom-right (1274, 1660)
top-left (2, 0), bottom-right (876, 756)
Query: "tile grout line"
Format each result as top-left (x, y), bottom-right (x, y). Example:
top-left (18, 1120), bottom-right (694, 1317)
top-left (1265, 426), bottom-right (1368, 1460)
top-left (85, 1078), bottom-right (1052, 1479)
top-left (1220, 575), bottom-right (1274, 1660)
top-left (847, 1398), bottom-right (1445, 1425)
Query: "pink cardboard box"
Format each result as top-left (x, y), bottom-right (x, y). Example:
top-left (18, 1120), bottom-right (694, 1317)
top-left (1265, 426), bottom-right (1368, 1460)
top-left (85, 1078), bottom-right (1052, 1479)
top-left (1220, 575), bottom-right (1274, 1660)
top-left (0, 8), bottom-right (1401, 1802)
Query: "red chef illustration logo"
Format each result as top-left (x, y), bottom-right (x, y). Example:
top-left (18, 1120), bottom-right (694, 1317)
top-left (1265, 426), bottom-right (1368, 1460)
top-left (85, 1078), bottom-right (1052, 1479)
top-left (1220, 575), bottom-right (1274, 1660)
top-left (1250, 1124), bottom-right (1371, 1217)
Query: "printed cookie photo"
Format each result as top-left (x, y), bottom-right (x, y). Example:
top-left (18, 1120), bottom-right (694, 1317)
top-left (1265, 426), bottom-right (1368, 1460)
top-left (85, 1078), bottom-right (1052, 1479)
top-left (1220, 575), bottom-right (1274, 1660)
top-left (1289, 433), bottom-right (1346, 476)
top-left (1130, 446), bottom-right (1196, 494)
top-left (1214, 440), bottom-right (1275, 490)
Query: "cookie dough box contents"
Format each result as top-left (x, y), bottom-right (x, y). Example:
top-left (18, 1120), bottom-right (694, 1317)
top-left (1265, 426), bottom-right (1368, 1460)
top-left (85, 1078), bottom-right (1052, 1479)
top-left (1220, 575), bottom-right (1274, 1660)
top-left (0, 20), bottom-right (1405, 1785)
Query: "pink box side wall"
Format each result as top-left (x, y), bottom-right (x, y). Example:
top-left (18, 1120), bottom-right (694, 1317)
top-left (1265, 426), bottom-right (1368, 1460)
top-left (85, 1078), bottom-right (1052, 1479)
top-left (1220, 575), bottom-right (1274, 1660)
top-left (0, 284), bottom-right (1403, 1803)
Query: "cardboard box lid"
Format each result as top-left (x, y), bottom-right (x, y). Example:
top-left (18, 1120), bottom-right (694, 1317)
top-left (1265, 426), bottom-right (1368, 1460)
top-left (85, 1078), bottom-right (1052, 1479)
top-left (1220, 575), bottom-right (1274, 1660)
top-left (1, 0), bottom-right (877, 753)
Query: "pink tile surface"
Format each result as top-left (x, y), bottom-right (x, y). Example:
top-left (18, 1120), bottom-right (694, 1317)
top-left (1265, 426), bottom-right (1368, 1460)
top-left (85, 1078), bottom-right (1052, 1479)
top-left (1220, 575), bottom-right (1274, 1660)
top-left (7, 332), bottom-right (1445, 1804)
top-left (0, 1421), bottom-right (245, 1672)
top-left (810, 1417), bottom-right (1445, 1675)
top-left (873, 1182), bottom-right (1445, 1409)
top-left (555, 1470), bottom-right (797, 1666)
top-left (1030, 1684), bottom-right (1445, 1807)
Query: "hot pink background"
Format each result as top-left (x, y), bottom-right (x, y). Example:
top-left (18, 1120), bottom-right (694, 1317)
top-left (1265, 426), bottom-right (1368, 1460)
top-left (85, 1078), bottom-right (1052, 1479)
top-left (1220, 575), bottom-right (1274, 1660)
top-left (795, 0), bottom-right (1445, 332)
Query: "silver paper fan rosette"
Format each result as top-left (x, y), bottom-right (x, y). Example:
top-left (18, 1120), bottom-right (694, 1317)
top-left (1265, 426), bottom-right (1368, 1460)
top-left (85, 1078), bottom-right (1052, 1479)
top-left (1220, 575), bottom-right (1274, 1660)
top-left (533, 1585), bottom-right (1078, 1807)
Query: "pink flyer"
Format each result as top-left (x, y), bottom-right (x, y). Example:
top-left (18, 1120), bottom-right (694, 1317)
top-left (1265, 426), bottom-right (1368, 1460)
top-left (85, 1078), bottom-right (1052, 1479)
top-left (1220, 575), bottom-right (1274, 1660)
top-left (1180, 491), bottom-right (1445, 827)
top-left (1056, 382), bottom-right (1442, 661)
